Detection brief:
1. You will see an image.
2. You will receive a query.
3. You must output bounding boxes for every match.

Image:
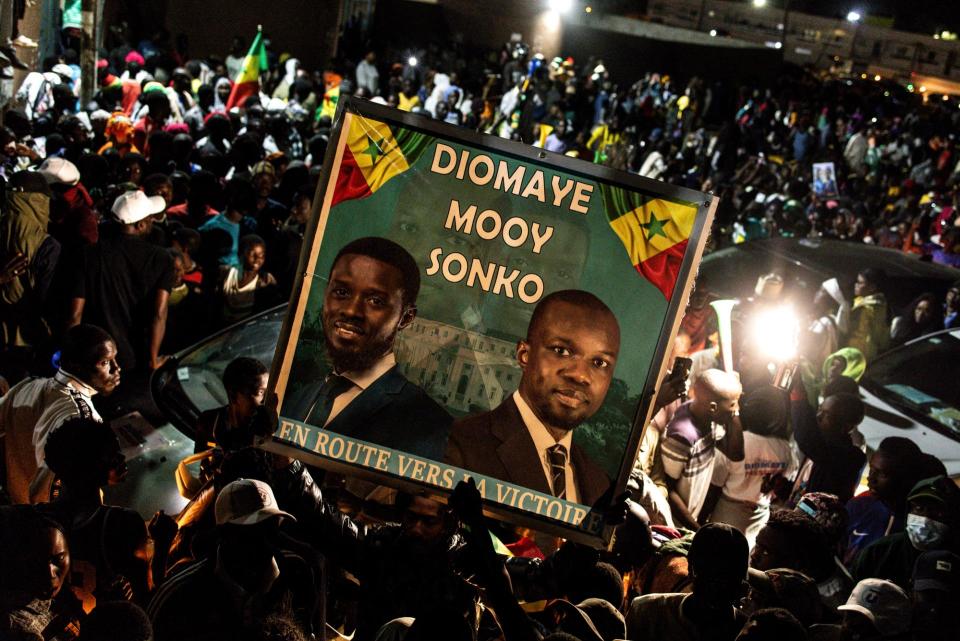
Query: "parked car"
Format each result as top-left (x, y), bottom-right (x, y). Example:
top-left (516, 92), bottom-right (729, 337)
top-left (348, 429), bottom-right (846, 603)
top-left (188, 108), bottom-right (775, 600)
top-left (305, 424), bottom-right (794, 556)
top-left (698, 237), bottom-right (958, 313)
top-left (859, 328), bottom-right (960, 477)
top-left (152, 305), bottom-right (288, 440)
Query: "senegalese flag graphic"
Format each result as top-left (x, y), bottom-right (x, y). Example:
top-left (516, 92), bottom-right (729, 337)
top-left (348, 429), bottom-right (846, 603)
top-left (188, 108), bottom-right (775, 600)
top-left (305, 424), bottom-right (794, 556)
top-left (601, 184), bottom-right (698, 300)
top-left (226, 28), bottom-right (268, 111)
top-left (332, 115), bottom-right (431, 206)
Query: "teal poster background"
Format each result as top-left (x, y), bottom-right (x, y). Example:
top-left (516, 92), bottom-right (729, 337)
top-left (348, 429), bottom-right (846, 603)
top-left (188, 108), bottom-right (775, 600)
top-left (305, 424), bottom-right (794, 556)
top-left (268, 100), bottom-right (711, 541)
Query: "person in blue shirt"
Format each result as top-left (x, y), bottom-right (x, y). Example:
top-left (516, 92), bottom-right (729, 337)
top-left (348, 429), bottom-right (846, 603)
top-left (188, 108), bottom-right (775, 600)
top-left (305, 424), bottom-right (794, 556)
top-left (199, 176), bottom-right (258, 267)
top-left (844, 437), bottom-right (924, 565)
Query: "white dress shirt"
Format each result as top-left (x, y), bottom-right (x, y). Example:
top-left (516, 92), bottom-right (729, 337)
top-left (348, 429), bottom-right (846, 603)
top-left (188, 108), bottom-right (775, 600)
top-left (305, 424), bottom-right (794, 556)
top-left (513, 391), bottom-right (579, 503)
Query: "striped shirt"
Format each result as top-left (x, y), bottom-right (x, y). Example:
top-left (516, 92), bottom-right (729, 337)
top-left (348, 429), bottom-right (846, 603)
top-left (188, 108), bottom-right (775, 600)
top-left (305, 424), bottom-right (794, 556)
top-left (0, 369), bottom-right (101, 503)
top-left (660, 401), bottom-right (722, 519)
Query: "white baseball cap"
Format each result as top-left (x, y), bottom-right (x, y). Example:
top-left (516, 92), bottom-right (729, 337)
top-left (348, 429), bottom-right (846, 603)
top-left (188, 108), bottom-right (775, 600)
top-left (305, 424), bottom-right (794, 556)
top-left (214, 478), bottom-right (295, 526)
top-left (838, 578), bottom-right (911, 637)
top-left (111, 190), bottom-right (166, 224)
top-left (52, 63), bottom-right (73, 79)
top-left (38, 157), bottom-right (80, 186)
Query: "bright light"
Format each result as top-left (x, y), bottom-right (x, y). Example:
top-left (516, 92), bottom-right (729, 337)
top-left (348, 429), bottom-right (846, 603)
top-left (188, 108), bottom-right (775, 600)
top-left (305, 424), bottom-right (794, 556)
top-left (874, 74), bottom-right (881, 81)
top-left (585, 5), bottom-right (592, 13)
top-left (709, 29), bottom-right (718, 37)
top-left (847, 10), bottom-right (862, 23)
top-left (548, 0), bottom-right (574, 12)
top-left (860, 73), bottom-right (867, 79)
top-left (907, 83), bottom-right (915, 91)
top-left (775, 41), bottom-right (783, 49)
top-left (750, 306), bottom-right (799, 361)
top-left (752, 0), bottom-right (767, 7)
top-left (920, 85), bottom-right (927, 92)
top-left (407, 56), bottom-right (417, 67)
top-left (944, 95), bottom-right (950, 101)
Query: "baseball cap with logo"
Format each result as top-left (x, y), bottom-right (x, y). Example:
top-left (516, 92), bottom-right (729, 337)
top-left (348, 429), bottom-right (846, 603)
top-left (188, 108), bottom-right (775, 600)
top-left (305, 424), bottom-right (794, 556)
top-left (38, 157), bottom-right (80, 185)
top-left (214, 478), bottom-right (295, 526)
top-left (908, 475), bottom-right (960, 511)
top-left (913, 550), bottom-right (960, 593)
top-left (838, 578), bottom-right (911, 637)
top-left (111, 190), bottom-right (166, 224)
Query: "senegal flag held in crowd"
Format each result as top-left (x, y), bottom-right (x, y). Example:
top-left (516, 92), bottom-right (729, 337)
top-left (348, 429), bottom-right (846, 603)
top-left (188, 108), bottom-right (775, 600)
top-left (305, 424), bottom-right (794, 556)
top-left (226, 27), bottom-right (268, 111)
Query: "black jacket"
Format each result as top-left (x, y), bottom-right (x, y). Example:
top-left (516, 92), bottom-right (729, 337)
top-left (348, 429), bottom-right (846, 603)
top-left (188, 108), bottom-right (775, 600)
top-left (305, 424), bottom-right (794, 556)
top-left (281, 365), bottom-right (452, 460)
top-left (271, 460), bottom-right (476, 641)
top-left (444, 396), bottom-right (612, 507)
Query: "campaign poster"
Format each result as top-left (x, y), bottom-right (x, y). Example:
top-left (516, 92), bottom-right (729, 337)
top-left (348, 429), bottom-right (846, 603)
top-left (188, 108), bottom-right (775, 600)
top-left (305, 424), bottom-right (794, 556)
top-left (261, 98), bottom-right (716, 544)
top-left (812, 161), bottom-right (839, 197)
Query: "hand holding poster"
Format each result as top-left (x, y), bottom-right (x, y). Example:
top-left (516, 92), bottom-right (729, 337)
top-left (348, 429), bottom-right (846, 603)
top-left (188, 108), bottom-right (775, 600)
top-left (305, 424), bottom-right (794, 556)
top-left (262, 98), bottom-right (716, 544)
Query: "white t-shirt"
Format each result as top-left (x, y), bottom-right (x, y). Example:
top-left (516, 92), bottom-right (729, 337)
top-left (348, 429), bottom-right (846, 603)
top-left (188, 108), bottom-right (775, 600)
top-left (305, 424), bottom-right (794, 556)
top-left (712, 432), bottom-right (797, 506)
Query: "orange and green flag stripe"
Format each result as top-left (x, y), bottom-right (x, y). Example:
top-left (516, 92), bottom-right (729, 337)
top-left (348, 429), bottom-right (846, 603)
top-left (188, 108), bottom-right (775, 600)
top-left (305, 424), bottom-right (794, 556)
top-left (332, 115), bottom-right (431, 206)
top-left (600, 183), bottom-right (698, 300)
top-left (226, 28), bottom-right (268, 111)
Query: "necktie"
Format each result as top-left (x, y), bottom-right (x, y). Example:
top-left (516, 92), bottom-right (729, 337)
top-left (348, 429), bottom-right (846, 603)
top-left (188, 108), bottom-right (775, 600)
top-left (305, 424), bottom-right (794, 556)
top-left (305, 374), bottom-right (354, 427)
top-left (547, 444), bottom-right (568, 500)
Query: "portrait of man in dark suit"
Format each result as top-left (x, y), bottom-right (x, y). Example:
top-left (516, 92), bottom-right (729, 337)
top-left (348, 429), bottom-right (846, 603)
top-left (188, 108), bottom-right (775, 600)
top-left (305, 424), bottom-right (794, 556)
top-left (444, 289), bottom-right (620, 506)
top-left (283, 236), bottom-right (452, 460)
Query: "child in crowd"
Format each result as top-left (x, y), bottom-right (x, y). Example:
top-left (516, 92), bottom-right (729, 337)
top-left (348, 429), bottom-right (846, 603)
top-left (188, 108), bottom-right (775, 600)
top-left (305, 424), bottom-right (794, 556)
top-left (220, 234), bottom-right (277, 323)
top-left (171, 227), bottom-right (203, 286)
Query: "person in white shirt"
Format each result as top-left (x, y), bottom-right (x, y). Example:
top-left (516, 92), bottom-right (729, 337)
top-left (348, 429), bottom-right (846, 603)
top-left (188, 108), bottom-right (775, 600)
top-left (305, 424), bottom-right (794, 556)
top-left (706, 386), bottom-right (797, 548)
top-left (355, 51), bottom-right (380, 96)
top-left (0, 324), bottom-right (120, 503)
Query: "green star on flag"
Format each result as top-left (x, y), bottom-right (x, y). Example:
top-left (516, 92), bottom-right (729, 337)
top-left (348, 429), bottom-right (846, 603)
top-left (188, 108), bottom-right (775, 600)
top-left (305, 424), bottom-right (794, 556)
top-left (640, 216), bottom-right (668, 239)
top-left (363, 136), bottom-right (384, 162)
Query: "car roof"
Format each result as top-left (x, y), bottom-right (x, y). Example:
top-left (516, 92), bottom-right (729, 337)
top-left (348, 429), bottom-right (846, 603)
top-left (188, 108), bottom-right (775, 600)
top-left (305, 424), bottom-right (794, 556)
top-left (698, 238), bottom-right (959, 310)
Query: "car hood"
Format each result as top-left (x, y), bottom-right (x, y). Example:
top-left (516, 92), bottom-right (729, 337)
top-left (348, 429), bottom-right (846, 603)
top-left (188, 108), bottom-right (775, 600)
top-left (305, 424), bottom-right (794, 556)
top-left (859, 386), bottom-right (960, 477)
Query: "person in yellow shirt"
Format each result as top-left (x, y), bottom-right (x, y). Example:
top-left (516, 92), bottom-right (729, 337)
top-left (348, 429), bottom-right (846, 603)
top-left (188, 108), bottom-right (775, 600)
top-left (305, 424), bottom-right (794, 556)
top-left (397, 79), bottom-right (420, 112)
top-left (846, 268), bottom-right (890, 361)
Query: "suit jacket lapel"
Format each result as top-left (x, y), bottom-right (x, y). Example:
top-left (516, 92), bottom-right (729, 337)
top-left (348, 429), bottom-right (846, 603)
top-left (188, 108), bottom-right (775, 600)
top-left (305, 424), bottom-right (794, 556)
top-left (491, 397), bottom-right (552, 496)
top-left (326, 366), bottom-right (405, 436)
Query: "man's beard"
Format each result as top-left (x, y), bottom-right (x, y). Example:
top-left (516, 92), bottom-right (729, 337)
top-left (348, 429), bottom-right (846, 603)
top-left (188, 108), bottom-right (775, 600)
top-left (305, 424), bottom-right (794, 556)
top-left (324, 328), bottom-right (396, 373)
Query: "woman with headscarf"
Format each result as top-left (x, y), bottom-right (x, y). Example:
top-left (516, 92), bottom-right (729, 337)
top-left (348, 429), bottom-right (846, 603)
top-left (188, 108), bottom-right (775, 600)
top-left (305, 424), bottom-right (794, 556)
top-left (823, 347), bottom-right (867, 384)
top-left (98, 112), bottom-right (140, 156)
top-left (212, 76), bottom-right (232, 111)
top-left (272, 57), bottom-right (300, 101)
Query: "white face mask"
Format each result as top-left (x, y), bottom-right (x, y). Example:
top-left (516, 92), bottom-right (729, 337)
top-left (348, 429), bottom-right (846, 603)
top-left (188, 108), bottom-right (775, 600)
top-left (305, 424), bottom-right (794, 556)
top-left (905, 513), bottom-right (950, 551)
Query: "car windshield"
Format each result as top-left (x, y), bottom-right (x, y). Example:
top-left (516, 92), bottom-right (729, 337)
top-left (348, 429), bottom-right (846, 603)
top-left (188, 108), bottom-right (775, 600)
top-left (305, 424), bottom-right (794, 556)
top-left (863, 330), bottom-right (960, 439)
top-left (175, 306), bottom-right (287, 412)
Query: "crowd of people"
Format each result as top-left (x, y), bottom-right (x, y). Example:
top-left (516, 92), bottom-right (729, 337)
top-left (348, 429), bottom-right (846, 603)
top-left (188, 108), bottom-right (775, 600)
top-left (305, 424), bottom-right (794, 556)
top-left (0, 13), bottom-right (959, 641)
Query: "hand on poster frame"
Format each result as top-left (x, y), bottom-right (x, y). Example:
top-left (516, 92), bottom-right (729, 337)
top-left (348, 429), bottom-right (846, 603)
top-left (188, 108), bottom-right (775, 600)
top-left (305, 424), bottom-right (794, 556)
top-left (252, 392), bottom-right (280, 439)
top-left (449, 477), bottom-right (485, 527)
